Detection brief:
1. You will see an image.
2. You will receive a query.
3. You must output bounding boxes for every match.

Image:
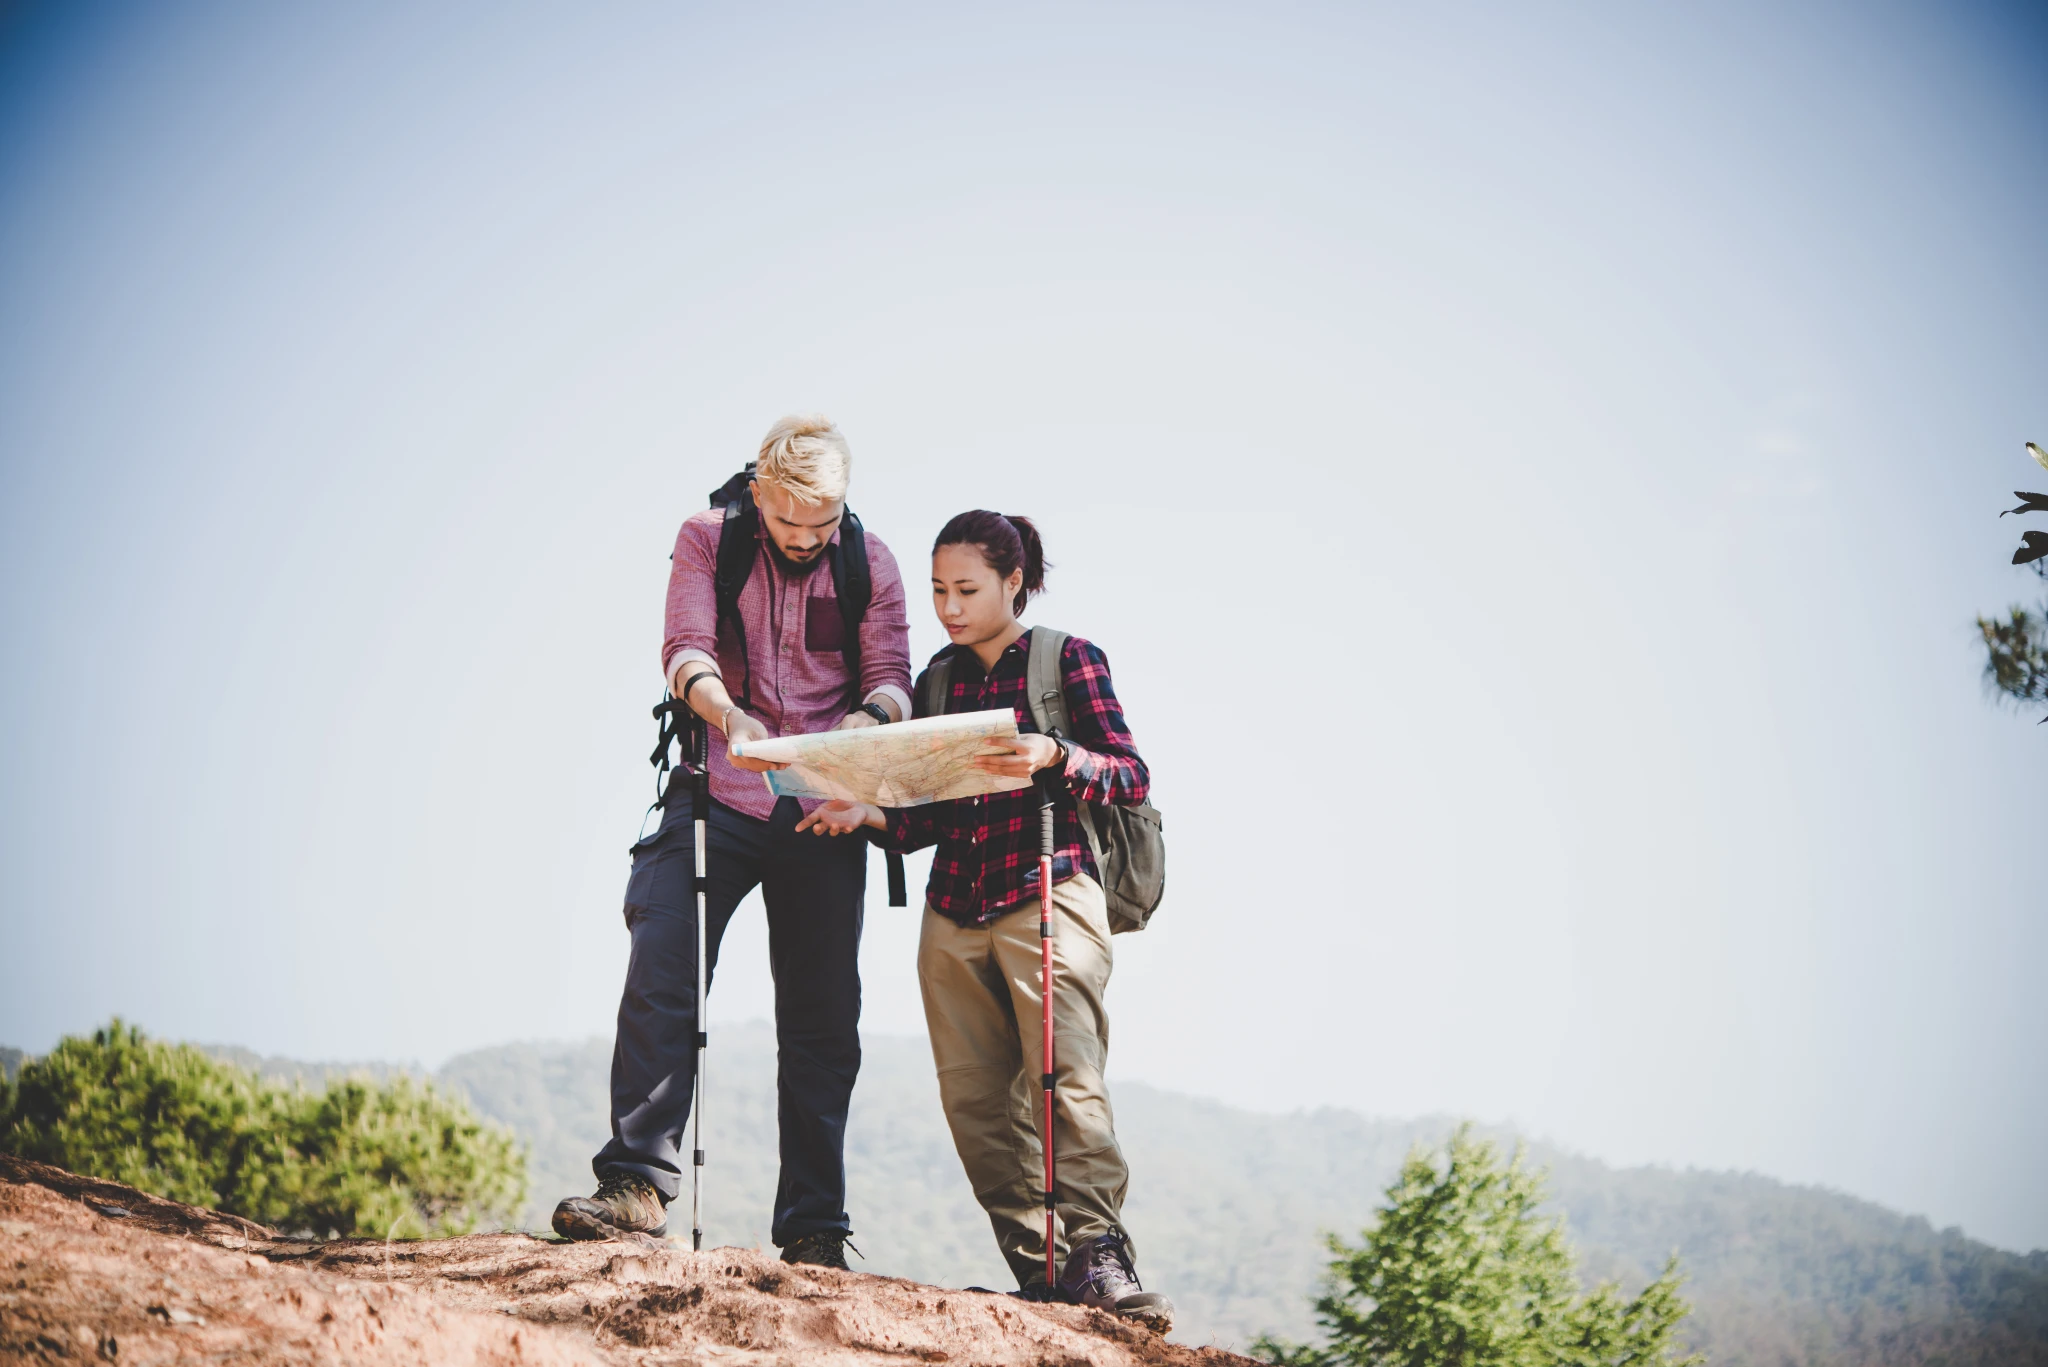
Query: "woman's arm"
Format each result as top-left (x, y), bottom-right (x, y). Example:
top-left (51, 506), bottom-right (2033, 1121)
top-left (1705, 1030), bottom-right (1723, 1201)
top-left (1054, 637), bottom-right (1150, 806)
top-left (965, 637), bottom-right (1148, 804)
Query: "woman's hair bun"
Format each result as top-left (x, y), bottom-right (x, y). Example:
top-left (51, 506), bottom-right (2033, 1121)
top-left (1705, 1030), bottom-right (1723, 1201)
top-left (934, 510), bottom-right (1052, 615)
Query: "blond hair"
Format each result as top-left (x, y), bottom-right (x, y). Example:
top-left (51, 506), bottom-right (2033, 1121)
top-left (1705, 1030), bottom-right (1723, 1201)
top-left (755, 414), bottom-right (851, 505)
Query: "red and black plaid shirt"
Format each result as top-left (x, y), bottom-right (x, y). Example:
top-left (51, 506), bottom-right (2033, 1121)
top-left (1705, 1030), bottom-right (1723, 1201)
top-left (882, 629), bottom-right (1150, 926)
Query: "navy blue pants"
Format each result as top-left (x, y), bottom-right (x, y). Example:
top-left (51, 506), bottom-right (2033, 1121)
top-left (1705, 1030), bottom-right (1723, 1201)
top-left (593, 795), bottom-right (866, 1246)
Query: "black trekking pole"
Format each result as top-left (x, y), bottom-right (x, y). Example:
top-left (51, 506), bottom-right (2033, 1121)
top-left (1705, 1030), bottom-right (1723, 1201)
top-left (1035, 769), bottom-right (1059, 1289)
top-left (691, 714), bottom-right (710, 1252)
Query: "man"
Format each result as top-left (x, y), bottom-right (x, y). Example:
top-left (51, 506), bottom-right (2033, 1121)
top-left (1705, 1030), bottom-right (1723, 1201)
top-left (552, 414), bottom-right (911, 1268)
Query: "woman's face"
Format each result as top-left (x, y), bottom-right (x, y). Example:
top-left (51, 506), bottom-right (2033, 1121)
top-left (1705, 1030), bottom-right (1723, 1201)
top-left (932, 543), bottom-right (1025, 649)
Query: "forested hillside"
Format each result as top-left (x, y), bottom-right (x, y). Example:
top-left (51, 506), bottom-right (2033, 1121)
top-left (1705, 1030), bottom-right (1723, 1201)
top-left (10, 1026), bottom-right (2042, 1362)
top-left (431, 1025), bottom-right (2047, 1363)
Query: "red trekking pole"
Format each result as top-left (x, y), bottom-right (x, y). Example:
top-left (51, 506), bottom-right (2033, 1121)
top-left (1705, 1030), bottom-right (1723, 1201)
top-left (1036, 774), bottom-right (1058, 1290)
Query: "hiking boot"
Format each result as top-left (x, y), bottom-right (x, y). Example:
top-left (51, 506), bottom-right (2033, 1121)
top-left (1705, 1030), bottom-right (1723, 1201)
top-left (1058, 1232), bottom-right (1174, 1335)
top-left (551, 1172), bottom-right (667, 1241)
top-left (781, 1231), bottom-right (854, 1269)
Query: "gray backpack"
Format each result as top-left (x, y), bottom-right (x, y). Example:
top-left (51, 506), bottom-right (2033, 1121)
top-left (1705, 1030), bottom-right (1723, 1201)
top-left (922, 627), bottom-right (1166, 933)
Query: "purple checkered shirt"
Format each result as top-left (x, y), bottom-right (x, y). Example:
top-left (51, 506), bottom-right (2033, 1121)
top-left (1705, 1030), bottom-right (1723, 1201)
top-left (662, 509), bottom-right (912, 821)
top-left (882, 629), bottom-right (1149, 926)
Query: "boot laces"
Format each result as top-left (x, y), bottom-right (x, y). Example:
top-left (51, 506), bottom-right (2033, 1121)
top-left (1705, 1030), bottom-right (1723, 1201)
top-left (594, 1171), bottom-right (646, 1201)
top-left (1079, 1233), bottom-right (1141, 1296)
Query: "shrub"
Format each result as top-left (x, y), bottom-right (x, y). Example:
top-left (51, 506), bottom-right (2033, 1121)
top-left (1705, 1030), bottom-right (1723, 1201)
top-left (0, 1021), bottom-right (526, 1237)
top-left (1253, 1126), bottom-right (1701, 1367)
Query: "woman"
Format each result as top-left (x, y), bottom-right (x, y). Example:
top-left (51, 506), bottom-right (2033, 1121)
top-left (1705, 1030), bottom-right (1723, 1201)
top-left (797, 510), bottom-right (1172, 1330)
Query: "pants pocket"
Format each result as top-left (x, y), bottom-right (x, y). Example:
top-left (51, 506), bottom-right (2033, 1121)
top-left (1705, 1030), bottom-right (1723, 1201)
top-left (623, 820), bottom-right (691, 926)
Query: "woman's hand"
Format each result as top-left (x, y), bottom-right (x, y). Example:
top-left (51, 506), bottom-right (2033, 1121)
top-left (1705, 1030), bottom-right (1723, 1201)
top-left (795, 800), bottom-right (884, 836)
top-left (969, 734), bottom-right (1063, 780)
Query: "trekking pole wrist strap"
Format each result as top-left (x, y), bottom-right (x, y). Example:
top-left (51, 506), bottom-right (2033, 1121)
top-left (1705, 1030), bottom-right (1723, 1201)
top-left (681, 670), bottom-right (721, 709)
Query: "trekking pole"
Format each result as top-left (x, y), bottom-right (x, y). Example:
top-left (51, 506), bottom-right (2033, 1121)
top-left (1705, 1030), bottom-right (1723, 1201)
top-left (1037, 773), bottom-right (1058, 1290)
top-left (692, 715), bottom-right (710, 1252)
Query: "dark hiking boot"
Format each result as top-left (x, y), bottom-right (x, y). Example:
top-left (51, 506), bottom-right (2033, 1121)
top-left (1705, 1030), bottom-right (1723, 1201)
top-left (1058, 1232), bottom-right (1174, 1336)
top-left (1006, 1282), bottom-right (1066, 1302)
top-left (551, 1172), bottom-right (667, 1241)
top-left (781, 1231), bottom-right (855, 1269)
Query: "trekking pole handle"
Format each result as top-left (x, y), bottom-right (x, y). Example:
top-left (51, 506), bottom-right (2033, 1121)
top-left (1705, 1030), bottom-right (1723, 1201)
top-left (1034, 765), bottom-right (1058, 857)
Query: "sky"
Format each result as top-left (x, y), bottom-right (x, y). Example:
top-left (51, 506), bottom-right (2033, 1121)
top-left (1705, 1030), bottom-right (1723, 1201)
top-left (2, 0), bottom-right (2044, 1252)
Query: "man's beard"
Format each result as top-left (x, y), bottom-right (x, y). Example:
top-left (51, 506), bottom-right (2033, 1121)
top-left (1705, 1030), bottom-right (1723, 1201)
top-left (768, 539), bottom-right (827, 576)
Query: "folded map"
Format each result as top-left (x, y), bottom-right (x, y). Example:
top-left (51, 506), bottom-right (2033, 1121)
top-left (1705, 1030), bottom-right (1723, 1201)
top-left (727, 708), bottom-right (1032, 808)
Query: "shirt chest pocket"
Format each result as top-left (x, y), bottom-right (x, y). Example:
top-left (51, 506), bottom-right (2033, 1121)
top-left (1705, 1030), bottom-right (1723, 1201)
top-left (805, 597), bottom-right (847, 653)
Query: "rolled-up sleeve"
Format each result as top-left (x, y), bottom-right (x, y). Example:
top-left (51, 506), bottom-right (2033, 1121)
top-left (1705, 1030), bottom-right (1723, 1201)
top-left (856, 531), bottom-right (913, 716)
top-left (1058, 638), bottom-right (1150, 807)
top-left (662, 514), bottom-right (722, 687)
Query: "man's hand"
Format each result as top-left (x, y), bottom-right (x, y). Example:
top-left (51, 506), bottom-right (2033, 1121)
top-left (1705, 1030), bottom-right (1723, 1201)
top-left (724, 711), bottom-right (788, 772)
top-left (795, 800), bottom-right (884, 836)
top-left (969, 734), bottom-right (1063, 780)
top-left (833, 711), bottom-right (879, 731)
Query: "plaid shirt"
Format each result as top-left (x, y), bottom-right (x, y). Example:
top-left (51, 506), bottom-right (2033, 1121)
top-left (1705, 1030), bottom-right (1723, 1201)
top-left (882, 629), bottom-right (1149, 926)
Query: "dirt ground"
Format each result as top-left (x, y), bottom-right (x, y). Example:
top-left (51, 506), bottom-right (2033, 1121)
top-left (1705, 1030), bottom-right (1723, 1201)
top-left (0, 1155), bottom-right (1258, 1365)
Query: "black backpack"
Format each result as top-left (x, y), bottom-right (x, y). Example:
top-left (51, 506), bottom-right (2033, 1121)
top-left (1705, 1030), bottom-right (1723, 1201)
top-left (648, 463), bottom-right (907, 904)
top-left (920, 626), bottom-right (1166, 932)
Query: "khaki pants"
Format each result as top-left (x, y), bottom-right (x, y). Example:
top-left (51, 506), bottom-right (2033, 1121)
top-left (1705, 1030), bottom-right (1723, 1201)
top-left (917, 872), bottom-right (1130, 1288)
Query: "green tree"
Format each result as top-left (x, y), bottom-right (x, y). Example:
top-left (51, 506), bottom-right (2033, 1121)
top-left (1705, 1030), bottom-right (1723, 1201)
top-left (1976, 444), bottom-right (2048, 722)
top-left (0, 1020), bottom-right (526, 1237)
top-left (1252, 1127), bottom-right (1702, 1367)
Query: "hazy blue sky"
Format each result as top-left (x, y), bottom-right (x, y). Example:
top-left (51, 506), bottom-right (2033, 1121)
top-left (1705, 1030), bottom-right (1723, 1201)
top-left (3, 1), bottom-right (2043, 1251)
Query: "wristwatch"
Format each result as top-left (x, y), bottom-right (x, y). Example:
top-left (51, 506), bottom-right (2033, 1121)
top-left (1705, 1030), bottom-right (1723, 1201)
top-left (857, 701), bottom-right (891, 725)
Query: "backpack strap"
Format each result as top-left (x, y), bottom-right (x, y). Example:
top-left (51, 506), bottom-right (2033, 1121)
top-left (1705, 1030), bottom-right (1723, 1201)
top-left (826, 509), bottom-right (871, 713)
top-left (712, 477), bottom-right (759, 710)
top-left (1024, 627), bottom-right (1071, 738)
top-left (824, 508), bottom-right (902, 904)
top-left (1023, 627), bottom-right (1102, 862)
top-left (920, 653), bottom-right (956, 720)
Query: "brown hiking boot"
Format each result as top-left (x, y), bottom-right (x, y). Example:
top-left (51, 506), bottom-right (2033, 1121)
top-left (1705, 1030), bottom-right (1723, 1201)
top-left (551, 1172), bottom-right (667, 1241)
top-left (1058, 1231), bottom-right (1174, 1335)
top-left (780, 1231), bottom-right (855, 1269)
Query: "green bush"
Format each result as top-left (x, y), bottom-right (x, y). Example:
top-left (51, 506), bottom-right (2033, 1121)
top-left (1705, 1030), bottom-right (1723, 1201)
top-left (1253, 1126), bottom-right (1701, 1367)
top-left (0, 1020), bottom-right (526, 1238)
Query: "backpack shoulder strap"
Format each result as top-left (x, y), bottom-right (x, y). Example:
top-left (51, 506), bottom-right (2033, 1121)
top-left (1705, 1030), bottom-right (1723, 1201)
top-left (712, 488), bottom-right (759, 708)
top-left (715, 498), bottom-right (757, 604)
top-left (1024, 627), bottom-right (1072, 738)
top-left (827, 509), bottom-right (871, 709)
top-left (1024, 626), bottom-right (1100, 858)
top-left (920, 652), bottom-right (955, 719)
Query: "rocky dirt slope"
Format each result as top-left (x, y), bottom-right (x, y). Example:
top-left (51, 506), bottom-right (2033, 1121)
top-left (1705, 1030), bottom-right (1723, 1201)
top-left (0, 1156), bottom-right (1255, 1365)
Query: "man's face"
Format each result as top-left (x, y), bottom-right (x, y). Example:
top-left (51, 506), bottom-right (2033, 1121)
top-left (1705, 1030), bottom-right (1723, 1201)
top-left (752, 480), bottom-right (844, 565)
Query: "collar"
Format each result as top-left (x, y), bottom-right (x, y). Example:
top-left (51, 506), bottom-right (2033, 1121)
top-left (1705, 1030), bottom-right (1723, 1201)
top-left (948, 627), bottom-right (1032, 678)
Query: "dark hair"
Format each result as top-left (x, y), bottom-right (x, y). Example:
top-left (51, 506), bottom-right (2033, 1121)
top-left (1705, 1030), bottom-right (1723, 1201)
top-left (933, 510), bottom-right (1049, 615)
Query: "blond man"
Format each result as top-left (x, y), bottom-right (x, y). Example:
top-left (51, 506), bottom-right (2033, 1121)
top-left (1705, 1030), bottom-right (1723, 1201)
top-left (553, 416), bottom-right (911, 1267)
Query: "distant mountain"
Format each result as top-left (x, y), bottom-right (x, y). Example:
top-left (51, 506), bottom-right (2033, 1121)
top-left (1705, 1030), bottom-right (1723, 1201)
top-left (430, 1024), bottom-right (2048, 1364)
top-left (11, 1026), bottom-right (2046, 1363)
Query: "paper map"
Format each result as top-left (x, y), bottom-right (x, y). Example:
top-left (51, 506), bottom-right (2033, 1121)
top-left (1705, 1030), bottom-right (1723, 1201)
top-left (727, 708), bottom-right (1031, 808)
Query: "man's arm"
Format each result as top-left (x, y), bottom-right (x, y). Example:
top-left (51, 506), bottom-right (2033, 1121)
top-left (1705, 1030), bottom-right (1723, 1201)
top-left (833, 531), bottom-right (913, 730)
top-left (661, 516), bottom-right (782, 772)
top-left (797, 663), bottom-right (942, 841)
top-left (669, 665), bottom-right (782, 773)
